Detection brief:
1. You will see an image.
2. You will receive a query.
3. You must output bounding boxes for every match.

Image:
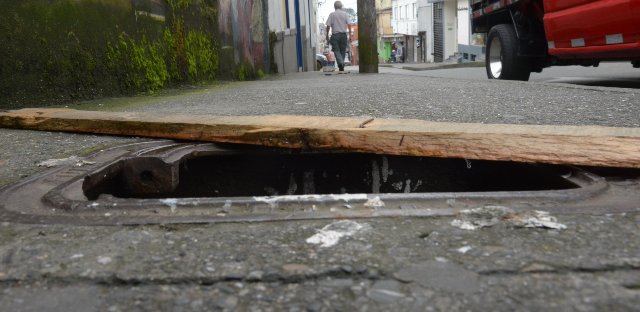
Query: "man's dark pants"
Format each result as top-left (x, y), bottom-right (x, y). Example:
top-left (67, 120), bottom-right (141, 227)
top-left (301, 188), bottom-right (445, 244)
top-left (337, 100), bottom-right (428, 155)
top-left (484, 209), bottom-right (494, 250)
top-left (330, 32), bottom-right (348, 71)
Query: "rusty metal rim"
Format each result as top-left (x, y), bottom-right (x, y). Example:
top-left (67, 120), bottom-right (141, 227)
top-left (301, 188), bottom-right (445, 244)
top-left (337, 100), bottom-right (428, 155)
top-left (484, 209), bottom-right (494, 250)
top-left (0, 141), bottom-right (618, 226)
top-left (43, 147), bottom-right (608, 212)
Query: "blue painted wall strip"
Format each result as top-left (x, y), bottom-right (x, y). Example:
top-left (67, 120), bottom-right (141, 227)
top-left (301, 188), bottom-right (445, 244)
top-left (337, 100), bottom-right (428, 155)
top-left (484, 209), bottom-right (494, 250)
top-left (294, 0), bottom-right (304, 71)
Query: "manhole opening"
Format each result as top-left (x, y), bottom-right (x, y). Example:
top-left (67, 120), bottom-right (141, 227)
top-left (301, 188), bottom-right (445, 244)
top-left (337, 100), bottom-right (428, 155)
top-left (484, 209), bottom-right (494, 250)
top-left (3, 142), bottom-right (626, 225)
top-left (83, 151), bottom-right (579, 200)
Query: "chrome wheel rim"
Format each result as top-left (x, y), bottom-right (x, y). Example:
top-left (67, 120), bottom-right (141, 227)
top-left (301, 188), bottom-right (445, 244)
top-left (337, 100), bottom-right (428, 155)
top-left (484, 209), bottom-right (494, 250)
top-left (489, 37), bottom-right (503, 78)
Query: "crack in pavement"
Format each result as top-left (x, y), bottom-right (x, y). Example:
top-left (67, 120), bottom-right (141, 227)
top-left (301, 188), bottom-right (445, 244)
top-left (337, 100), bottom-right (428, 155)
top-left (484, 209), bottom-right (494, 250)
top-left (3, 265), bottom-right (640, 288)
top-left (0, 267), bottom-right (386, 287)
top-left (478, 265), bottom-right (640, 276)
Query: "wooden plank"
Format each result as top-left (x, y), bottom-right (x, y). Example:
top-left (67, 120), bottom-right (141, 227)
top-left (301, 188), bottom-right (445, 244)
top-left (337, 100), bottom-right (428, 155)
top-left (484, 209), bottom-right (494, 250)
top-left (1, 108), bottom-right (640, 168)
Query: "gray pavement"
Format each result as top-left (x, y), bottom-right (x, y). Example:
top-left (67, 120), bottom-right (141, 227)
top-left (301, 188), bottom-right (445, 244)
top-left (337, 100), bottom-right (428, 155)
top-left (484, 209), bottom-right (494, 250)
top-left (380, 61), bottom-right (640, 89)
top-left (379, 61), bottom-right (484, 72)
top-left (1, 69), bottom-right (640, 311)
top-left (122, 66), bottom-right (638, 127)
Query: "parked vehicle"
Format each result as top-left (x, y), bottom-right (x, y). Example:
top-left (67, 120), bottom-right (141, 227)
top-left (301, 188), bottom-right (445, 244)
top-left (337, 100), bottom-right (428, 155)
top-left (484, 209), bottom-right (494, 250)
top-left (316, 54), bottom-right (327, 71)
top-left (471, 0), bottom-right (640, 81)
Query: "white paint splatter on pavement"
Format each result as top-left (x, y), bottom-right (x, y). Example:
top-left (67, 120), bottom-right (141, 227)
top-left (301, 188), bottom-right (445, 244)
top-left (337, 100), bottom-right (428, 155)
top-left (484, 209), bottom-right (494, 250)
top-left (160, 198), bottom-right (178, 213)
top-left (306, 220), bottom-right (369, 248)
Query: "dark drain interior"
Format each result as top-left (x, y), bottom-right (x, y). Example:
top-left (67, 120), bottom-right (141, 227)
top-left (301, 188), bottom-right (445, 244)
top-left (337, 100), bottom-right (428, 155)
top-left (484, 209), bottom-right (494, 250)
top-left (1, 141), bottom-right (634, 225)
top-left (83, 151), bottom-right (579, 200)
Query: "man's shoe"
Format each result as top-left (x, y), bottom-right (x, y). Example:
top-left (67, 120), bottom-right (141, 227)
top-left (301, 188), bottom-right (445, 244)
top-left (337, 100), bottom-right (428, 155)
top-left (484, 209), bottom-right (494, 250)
top-left (339, 66), bottom-right (344, 72)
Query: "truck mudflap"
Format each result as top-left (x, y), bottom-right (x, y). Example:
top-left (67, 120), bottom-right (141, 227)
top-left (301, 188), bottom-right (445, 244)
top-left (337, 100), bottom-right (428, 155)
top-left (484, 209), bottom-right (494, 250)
top-left (544, 0), bottom-right (640, 59)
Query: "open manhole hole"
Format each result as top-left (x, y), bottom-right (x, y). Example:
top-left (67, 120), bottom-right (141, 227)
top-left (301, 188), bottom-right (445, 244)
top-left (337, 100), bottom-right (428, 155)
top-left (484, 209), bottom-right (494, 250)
top-left (1, 140), bottom-right (635, 225)
top-left (83, 148), bottom-right (580, 199)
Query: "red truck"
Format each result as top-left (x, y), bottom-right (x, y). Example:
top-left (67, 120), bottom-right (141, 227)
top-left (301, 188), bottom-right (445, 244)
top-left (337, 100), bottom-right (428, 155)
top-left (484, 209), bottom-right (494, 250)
top-left (471, 0), bottom-right (640, 80)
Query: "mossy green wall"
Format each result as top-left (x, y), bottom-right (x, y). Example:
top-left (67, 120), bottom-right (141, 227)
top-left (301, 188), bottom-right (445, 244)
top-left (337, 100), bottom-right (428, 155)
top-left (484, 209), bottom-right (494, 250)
top-left (0, 0), bottom-right (221, 109)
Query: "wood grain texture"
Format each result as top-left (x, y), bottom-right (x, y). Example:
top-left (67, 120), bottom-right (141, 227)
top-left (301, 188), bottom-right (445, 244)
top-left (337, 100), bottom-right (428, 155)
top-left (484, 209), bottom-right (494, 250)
top-left (1, 108), bottom-right (640, 168)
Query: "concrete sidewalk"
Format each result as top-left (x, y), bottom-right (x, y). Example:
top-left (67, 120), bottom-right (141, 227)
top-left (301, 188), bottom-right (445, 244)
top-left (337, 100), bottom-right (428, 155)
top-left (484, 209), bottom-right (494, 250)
top-left (0, 70), bottom-right (639, 311)
top-left (379, 61), bottom-right (484, 71)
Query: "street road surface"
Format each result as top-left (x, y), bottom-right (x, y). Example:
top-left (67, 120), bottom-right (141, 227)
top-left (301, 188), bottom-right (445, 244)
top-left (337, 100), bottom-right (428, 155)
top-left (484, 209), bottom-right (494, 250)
top-left (381, 62), bottom-right (640, 89)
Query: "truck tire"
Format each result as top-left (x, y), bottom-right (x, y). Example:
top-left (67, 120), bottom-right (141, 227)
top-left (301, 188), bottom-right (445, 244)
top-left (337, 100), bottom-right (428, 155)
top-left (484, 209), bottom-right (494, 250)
top-left (486, 24), bottom-right (531, 81)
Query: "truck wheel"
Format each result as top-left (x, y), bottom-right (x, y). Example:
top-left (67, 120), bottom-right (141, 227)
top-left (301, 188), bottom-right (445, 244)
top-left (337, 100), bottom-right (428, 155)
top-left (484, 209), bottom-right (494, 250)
top-left (486, 24), bottom-right (531, 81)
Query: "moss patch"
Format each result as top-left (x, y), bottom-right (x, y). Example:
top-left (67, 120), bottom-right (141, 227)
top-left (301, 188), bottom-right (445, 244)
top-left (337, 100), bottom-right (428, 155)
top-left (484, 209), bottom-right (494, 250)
top-left (0, 0), bottom-right (220, 109)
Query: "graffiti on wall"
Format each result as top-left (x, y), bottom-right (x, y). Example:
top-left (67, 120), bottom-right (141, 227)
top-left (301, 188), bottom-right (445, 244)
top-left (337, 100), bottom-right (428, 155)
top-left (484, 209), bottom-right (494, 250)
top-left (218, 0), bottom-right (267, 69)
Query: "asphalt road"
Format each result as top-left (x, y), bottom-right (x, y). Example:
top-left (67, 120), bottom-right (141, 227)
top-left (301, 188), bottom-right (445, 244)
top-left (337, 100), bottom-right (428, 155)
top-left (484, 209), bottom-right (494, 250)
top-left (1, 67), bottom-right (639, 311)
top-left (116, 65), bottom-right (639, 127)
top-left (383, 61), bottom-right (640, 89)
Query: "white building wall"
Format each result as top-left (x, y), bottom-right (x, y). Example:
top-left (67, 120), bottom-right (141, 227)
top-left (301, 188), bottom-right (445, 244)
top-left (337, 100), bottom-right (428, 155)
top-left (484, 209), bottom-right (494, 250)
top-left (391, 0), bottom-right (419, 62)
top-left (417, 0), bottom-right (433, 62)
top-left (268, 0), bottom-right (313, 31)
top-left (392, 0), bottom-right (418, 36)
top-left (268, 0), bottom-right (286, 32)
top-left (457, 0), bottom-right (470, 45)
top-left (302, 0), bottom-right (318, 69)
top-left (268, 0), bottom-right (318, 73)
top-left (306, 0), bottom-right (318, 52)
top-left (416, 0), bottom-right (479, 63)
top-left (444, 0), bottom-right (457, 60)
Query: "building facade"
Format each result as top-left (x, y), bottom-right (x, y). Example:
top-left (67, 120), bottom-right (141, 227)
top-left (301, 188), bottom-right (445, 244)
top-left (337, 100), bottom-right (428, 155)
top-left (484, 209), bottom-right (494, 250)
top-left (268, 0), bottom-right (319, 73)
top-left (376, 0), bottom-right (394, 63)
top-left (416, 0), bottom-right (483, 63)
top-left (416, 0), bottom-right (433, 62)
top-left (385, 0), bottom-right (484, 64)
top-left (455, 0), bottom-right (484, 62)
top-left (391, 0), bottom-right (418, 63)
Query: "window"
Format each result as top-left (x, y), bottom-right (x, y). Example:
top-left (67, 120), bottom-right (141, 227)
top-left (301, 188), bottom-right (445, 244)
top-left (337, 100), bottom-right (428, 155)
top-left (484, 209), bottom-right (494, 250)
top-left (412, 3), bottom-right (416, 19)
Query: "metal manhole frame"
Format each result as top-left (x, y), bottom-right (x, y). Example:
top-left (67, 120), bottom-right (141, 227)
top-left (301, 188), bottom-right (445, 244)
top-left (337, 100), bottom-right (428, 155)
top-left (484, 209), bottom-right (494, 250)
top-left (0, 140), bottom-right (614, 225)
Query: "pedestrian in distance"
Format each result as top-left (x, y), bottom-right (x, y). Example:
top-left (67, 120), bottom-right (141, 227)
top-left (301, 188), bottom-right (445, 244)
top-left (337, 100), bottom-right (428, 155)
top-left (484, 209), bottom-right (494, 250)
top-left (325, 1), bottom-right (352, 72)
top-left (396, 45), bottom-right (403, 63)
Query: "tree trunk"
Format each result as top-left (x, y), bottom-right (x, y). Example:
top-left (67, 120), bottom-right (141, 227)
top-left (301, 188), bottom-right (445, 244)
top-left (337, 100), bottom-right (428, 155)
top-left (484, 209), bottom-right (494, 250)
top-left (357, 0), bottom-right (378, 73)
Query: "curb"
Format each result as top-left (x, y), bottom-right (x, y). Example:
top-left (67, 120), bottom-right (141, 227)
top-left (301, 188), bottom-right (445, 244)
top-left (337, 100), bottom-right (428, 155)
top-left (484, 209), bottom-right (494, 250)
top-left (380, 62), bottom-right (484, 71)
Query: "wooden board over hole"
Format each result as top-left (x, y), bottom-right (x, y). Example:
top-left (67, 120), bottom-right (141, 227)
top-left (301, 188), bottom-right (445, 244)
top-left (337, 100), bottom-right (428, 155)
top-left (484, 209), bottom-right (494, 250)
top-left (1, 108), bottom-right (639, 168)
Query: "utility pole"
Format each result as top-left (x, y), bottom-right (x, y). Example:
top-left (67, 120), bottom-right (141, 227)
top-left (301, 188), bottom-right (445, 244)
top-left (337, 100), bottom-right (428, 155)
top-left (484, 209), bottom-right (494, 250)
top-left (357, 0), bottom-right (378, 73)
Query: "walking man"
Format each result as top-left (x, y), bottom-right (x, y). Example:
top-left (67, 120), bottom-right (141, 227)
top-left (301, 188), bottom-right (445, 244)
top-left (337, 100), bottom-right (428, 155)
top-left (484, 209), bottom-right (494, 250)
top-left (325, 1), bottom-right (352, 72)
